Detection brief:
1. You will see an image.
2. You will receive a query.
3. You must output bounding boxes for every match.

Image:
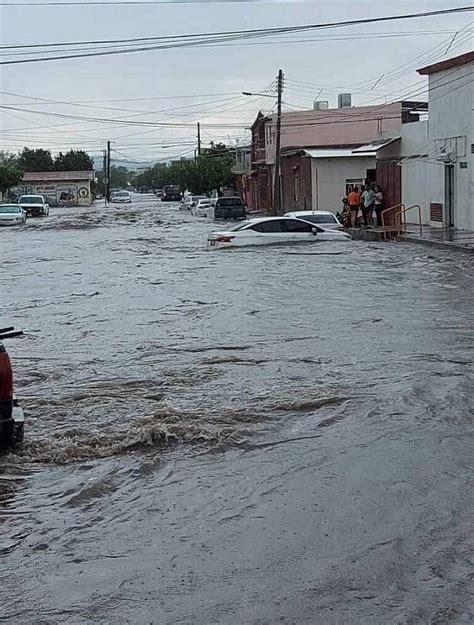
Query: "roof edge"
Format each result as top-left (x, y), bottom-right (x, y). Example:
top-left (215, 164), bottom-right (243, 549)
top-left (418, 51), bottom-right (474, 75)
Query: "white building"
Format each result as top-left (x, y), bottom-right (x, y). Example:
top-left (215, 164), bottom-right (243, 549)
top-left (11, 171), bottom-right (95, 207)
top-left (380, 52), bottom-right (473, 231)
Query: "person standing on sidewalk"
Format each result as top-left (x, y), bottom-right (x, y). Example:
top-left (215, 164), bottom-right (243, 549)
top-left (361, 185), bottom-right (375, 226)
top-left (374, 185), bottom-right (384, 227)
top-left (348, 186), bottom-right (361, 228)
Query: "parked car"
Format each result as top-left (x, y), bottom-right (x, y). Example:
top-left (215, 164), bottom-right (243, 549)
top-left (193, 198), bottom-right (211, 217)
top-left (111, 191), bottom-right (132, 204)
top-left (180, 195), bottom-right (206, 211)
top-left (210, 196), bottom-right (246, 220)
top-left (284, 210), bottom-right (343, 230)
top-left (162, 185), bottom-right (182, 202)
top-left (0, 204), bottom-right (27, 226)
top-left (0, 326), bottom-right (24, 448)
top-left (17, 195), bottom-right (49, 217)
top-left (207, 217), bottom-right (351, 249)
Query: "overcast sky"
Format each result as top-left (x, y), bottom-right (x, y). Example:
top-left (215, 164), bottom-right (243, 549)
top-left (0, 0), bottom-right (472, 163)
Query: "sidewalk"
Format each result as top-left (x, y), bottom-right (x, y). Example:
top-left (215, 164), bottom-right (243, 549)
top-left (348, 225), bottom-right (474, 254)
top-left (401, 226), bottom-right (474, 254)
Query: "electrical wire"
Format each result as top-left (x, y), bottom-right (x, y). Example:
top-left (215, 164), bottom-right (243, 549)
top-left (0, 7), bottom-right (472, 65)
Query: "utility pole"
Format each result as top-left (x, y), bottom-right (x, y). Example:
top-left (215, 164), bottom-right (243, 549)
top-left (106, 140), bottom-right (111, 203)
top-left (272, 69), bottom-right (284, 216)
top-left (197, 122), bottom-right (201, 156)
top-left (102, 148), bottom-right (107, 204)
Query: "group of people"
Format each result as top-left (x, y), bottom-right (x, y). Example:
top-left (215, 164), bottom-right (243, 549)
top-left (341, 184), bottom-right (384, 229)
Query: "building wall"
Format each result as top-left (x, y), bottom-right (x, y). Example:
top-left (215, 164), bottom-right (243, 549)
top-left (265, 103), bottom-right (405, 165)
top-left (280, 154), bottom-right (312, 213)
top-left (310, 156), bottom-right (375, 212)
top-left (387, 65), bottom-right (474, 230)
top-left (427, 63), bottom-right (473, 230)
top-left (10, 179), bottom-right (93, 207)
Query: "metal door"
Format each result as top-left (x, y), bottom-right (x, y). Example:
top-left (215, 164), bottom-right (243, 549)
top-left (444, 164), bottom-right (455, 228)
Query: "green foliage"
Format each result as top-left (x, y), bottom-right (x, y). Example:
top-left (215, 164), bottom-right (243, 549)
top-left (0, 163), bottom-right (24, 194)
top-left (96, 166), bottom-right (129, 194)
top-left (17, 148), bottom-right (54, 172)
top-left (54, 150), bottom-right (94, 171)
top-left (133, 154), bottom-right (234, 196)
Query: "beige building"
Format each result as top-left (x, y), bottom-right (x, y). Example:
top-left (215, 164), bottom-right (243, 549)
top-left (11, 171), bottom-right (95, 207)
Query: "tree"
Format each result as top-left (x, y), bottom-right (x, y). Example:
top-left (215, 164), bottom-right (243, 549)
top-left (0, 151), bottom-right (19, 167)
top-left (54, 149), bottom-right (94, 171)
top-left (0, 164), bottom-right (24, 197)
top-left (132, 154), bottom-right (234, 196)
top-left (17, 148), bottom-right (54, 172)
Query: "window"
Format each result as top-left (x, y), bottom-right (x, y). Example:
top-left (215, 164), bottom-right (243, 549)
top-left (0, 206), bottom-right (21, 213)
top-left (281, 219), bottom-right (314, 233)
top-left (297, 214), bottom-right (336, 225)
top-left (250, 220), bottom-right (284, 233)
top-left (19, 196), bottom-right (42, 204)
top-left (216, 198), bottom-right (244, 208)
top-left (345, 179), bottom-right (364, 195)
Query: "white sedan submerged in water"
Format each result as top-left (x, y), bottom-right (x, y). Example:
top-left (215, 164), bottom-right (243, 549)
top-left (193, 198), bottom-right (212, 217)
top-left (207, 217), bottom-right (351, 249)
top-left (0, 205), bottom-right (27, 226)
top-left (284, 210), bottom-right (343, 230)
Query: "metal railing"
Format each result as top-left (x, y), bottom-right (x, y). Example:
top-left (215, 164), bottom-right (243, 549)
top-left (394, 204), bottom-right (423, 238)
top-left (381, 203), bottom-right (405, 240)
top-left (381, 203), bottom-right (423, 240)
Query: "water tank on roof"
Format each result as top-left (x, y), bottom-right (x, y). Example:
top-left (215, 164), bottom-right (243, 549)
top-left (338, 93), bottom-right (352, 108)
top-left (313, 100), bottom-right (329, 110)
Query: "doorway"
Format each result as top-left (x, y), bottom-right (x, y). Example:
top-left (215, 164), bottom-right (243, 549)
top-left (444, 164), bottom-right (455, 228)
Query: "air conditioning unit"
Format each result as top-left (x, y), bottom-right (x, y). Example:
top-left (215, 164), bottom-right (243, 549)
top-left (338, 93), bottom-right (352, 108)
top-left (313, 100), bottom-right (329, 110)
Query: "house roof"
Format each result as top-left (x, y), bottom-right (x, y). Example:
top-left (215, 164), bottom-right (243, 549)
top-left (22, 171), bottom-right (95, 182)
top-left (352, 137), bottom-right (400, 153)
top-left (303, 148), bottom-right (376, 159)
top-left (270, 103), bottom-right (406, 151)
top-left (417, 51), bottom-right (474, 75)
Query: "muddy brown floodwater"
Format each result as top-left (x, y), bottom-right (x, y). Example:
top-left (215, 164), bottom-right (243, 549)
top-left (0, 195), bottom-right (473, 624)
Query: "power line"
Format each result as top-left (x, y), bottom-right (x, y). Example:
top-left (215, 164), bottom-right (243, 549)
top-left (0, 6), bottom-right (472, 65)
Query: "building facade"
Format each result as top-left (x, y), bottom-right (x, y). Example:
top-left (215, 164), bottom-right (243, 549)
top-left (10, 171), bottom-right (95, 207)
top-left (376, 52), bottom-right (473, 230)
top-left (250, 101), bottom-right (425, 214)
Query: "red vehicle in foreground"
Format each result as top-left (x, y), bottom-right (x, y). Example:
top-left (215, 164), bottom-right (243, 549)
top-left (0, 327), bottom-right (24, 449)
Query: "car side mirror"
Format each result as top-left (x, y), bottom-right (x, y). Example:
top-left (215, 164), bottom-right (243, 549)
top-left (311, 227), bottom-right (318, 235)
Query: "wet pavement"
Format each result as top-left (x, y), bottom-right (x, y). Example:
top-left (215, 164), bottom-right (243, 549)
top-left (0, 194), bottom-right (473, 624)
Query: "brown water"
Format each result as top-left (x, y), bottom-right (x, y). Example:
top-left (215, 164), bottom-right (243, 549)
top-left (1, 195), bottom-right (473, 624)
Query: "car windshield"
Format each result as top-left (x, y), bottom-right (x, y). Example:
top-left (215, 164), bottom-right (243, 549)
top-left (115, 192), bottom-right (129, 197)
top-left (217, 198), bottom-right (244, 207)
top-left (296, 213), bottom-right (337, 224)
top-left (0, 206), bottom-right (21, 213)
top-left (19, 196), bottom-right (42, 204)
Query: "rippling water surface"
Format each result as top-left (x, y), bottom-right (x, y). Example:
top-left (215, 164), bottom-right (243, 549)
top-left (1, 196), bottom-right (473, 624)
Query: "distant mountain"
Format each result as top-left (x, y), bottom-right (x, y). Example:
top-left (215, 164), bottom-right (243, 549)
top-left (92, 156), bottom-right (154, 171)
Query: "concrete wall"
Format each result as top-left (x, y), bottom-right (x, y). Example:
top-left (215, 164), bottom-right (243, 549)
top-left (427, 63), bottom-right (473, 230)
top-left (310, 156), bottom-right (375, 212)
top-left (10, 179), bottom-right (93, 207)
top-left (265, 103), bottom-right (405, 165)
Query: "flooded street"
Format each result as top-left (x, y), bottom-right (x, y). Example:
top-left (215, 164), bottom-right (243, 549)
top-left (1, 194), bottom-right (473, 624)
